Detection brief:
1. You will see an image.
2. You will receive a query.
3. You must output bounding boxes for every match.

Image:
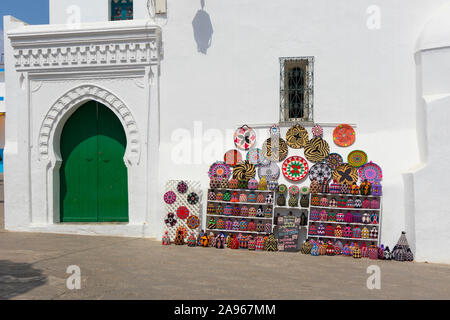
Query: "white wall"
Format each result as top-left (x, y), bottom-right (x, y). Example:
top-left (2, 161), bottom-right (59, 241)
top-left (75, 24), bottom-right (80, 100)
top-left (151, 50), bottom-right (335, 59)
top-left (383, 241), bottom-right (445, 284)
top-left (156, 0), bottom-right (449, 249)
top-left (6, 1), bottom-right (450, 261)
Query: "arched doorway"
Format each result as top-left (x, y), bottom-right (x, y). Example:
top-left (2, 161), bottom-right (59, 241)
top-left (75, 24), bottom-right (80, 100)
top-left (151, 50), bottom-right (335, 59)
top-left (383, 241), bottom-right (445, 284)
top-left (60, 100), bottom-right (129, 222)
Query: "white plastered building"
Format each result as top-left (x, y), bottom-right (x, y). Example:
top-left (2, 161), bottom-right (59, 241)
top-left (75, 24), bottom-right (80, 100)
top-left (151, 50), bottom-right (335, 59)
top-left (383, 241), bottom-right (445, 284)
top-left (2, 0), bottom-right (450, 263)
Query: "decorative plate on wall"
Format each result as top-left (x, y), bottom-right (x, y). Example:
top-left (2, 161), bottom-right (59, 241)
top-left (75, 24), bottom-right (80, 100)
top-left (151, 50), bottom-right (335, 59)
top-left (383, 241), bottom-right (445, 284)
top-left (312, 124), bottom-right (323, 138)
top-left (309, 162), bottom-right (332, 183)
top-left (177, 181), bottom-right (188, 194)
top-left (224, 149), bottom-right (242, 167)
top-left (187, 192), bottom-right (199, 205)
top-left (164, 191), bottom-right (177, 204)
top-left (234, 125), bottom-right (256, 151)
top-left (326, 153), bottom-right (344, 170)
top-left (176, 206), bottom-right (190, 220)
top-left (246, 148), bottom-right (264, 166)
top-left (164, 212), bottom-right (177, 227)
top-left (232, 160), bottom-right (256, 180)
top-left (333, 124), bottom-right (356, 147)
top-left (348, 150), bottom-right (368, 168)
top-left (332, 163), bottom-right (359, 185)
top-left (304, 137), bottom-right (330, 162)
top-left (208, 161), bottom-right (232, 180)
top-left (286, 124), bottom-right (309, 149)
top-left (358, 161), bottom-right (383, 182)
top-left (257, 161), bottom-right (280, 181)
top-left (186, 215), bottom-right (200, 229)
top-left (262, 137), bottom-right (288, 162)
top-left (282, 156), bottom-right (309, 181)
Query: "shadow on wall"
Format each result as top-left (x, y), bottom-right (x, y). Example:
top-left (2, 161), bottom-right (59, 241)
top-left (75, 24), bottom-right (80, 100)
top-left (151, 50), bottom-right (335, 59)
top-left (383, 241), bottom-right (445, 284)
top-left (0, 260), bottom-right (47, 299)
top-left (192, 0), bottom-right (213, 54)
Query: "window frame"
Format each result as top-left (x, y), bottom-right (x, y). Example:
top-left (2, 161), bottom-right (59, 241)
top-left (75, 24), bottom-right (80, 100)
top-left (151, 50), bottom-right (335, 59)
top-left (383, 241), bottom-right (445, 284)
top-left (279, 56), bottom-right (314, 124)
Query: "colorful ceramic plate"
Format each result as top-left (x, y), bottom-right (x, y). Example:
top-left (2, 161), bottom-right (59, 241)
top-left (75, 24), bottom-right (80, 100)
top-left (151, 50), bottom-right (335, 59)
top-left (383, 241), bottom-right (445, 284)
top-left (348, 150), bottom-right (368, 168)
top-left (208, 161), bottom-right (232, 180)
top-left (164, 191), bottom-right (176, 204)
top-left (224, 149), bottom-right (242, 167)
top-left (176, 206), bottom-right (190, 220)
top-left (186, 215), bottom-right (200, 229)
top-left (286, 124), bottom-right (309, 149)
top-left (309, 163), bottom-right (332, 183)
top-left (282, 156), bottom-right (309, 181)
top-left (234, 125), bottom-right (256, 151)
top-left (326, 153), bottom-right (344, 170)
top-left (258, 161), bottom-right (280, 181)
top-left (333, 124), bottom-right (356, 147)
top-left (312, 124), bottom-right (323, 138)
top-left (332, 163), bottom-right (359, 185)
top-left (304, 137), bottom-right (330, 162)
top-left (262, 137), bottom-right (288, 162)
top-left (358, 161), bottom-right (383, 183)
top-left (187, 192), bottom-right (199, 205)
top-left (232, 160), bottom-right (256, 180)
top-left (246, 148), bottom-right (263, 166)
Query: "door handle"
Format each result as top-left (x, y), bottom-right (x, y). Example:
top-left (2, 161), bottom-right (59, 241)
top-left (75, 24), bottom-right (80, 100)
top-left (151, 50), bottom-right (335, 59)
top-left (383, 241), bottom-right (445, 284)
top-left (103, 159), bottom-right (110, 163)
top-left (86, 158), bottom-right (93, 162)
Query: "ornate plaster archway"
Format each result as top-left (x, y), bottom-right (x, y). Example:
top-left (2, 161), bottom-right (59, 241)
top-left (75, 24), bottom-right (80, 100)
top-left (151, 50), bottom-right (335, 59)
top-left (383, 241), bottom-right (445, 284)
top-left (38, 84), bottom-right (141, 165)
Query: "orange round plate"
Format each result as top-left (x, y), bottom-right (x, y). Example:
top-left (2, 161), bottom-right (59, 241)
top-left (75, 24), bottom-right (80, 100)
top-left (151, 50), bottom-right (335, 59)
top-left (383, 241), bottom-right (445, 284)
top-left (333, 124), bottom-right (356, 147)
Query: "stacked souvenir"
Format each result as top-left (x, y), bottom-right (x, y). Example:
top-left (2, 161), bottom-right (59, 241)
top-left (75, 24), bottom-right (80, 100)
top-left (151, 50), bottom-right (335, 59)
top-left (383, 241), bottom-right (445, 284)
top-left (203, 125), bottom-right (278, 252)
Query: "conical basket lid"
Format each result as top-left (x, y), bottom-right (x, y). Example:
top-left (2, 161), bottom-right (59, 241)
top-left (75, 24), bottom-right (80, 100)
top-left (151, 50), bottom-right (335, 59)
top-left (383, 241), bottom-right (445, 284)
top-left (396, 232), bottom-right (410, 248)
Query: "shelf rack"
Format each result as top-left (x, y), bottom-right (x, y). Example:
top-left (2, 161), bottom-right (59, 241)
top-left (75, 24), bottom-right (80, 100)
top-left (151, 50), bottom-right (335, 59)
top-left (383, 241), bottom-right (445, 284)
top-left (205, 188), bottom-right (276, 237)
top-left (307, 192), bottom-right (382, 246)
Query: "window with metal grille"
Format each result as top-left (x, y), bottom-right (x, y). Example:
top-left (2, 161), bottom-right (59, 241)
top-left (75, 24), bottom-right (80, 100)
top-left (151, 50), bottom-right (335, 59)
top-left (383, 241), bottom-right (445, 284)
top-left (280, 57), bottom-right (314, 123)
top-left (111, 0), bottom-right (133, 21)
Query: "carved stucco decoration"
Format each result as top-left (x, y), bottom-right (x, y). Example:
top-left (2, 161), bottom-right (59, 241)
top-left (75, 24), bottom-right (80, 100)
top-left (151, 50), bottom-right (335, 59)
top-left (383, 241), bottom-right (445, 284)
top-left (38, 84), bottom-right (141, 165)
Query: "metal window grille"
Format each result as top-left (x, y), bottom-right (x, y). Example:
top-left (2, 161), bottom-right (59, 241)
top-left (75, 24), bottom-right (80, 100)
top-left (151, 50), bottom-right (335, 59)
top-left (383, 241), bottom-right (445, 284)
top-left (280, 56), bottom-right (314, 124)
top-left (111, 0), bottom-right (133, 21)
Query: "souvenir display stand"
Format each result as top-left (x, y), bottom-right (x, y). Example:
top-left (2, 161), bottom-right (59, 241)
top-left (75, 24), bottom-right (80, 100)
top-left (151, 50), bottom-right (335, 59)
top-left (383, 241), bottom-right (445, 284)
top-left (206, 188), bottom-right (275, 236)
top-left (167, 121), bottom-right (393, 259)
top-left (163, 180), bottom-right (203, 242)
top-left (308, 192), bottom-right (382, 245)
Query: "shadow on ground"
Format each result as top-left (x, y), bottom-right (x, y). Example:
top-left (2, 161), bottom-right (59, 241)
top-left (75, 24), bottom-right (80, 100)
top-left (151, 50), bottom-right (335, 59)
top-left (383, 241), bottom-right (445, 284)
top-left (0, 260), bottom-right (47, 299)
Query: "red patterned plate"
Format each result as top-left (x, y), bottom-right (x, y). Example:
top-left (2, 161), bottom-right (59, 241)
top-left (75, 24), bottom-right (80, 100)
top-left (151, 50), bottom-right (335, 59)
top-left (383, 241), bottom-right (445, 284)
top-left (176, 206), bottom-right (190, 220)
top-left (282, 156), bottom-right (309, 181)
top-left (333, 124), bottom-right (356, 147)
top-left (224, 149), bottom-right (242, 167)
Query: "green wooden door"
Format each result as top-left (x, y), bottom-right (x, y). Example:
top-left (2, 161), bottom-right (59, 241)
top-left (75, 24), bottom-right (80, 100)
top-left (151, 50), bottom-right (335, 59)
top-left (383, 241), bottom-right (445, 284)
top-left (60, 101), bottom-right (128, 222)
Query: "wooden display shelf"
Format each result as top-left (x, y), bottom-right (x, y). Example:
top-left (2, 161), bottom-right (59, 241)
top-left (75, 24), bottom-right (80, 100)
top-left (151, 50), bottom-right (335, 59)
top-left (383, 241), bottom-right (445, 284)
top-left (274, 206), bottom-right (308, 210)
top-left (307, 234), bottom-right (378, 241)
top-left (308, 220), bottom-right (379, 227)
top-left (310, 205), bottom-right (380, 212)
top-left (209, 188), bottom-right (273, 193)
top-left (207, 200), bottom-right (273, 206)
top-left (205, 188), bottom-right (275, 234)
top-left (313, 193), bottom-right (381, 198)
top-left (206, 228), bottom-right (269, 235)
top-left (206, 214), bottom-right (272, 220)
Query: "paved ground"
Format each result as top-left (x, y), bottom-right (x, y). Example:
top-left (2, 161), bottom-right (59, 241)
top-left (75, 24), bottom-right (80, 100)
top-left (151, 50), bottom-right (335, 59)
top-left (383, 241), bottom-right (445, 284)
top-left (0, 231), bottom-right (449, 300)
